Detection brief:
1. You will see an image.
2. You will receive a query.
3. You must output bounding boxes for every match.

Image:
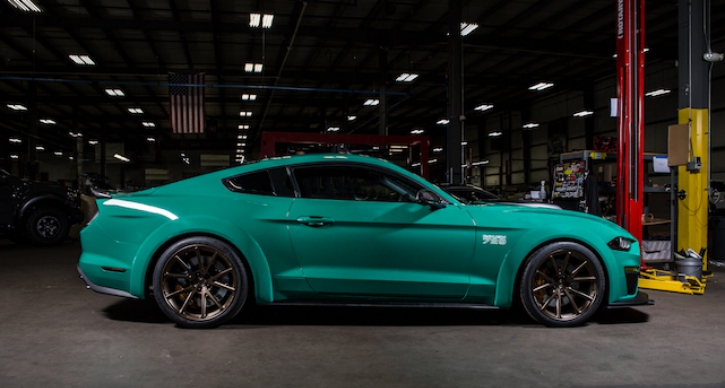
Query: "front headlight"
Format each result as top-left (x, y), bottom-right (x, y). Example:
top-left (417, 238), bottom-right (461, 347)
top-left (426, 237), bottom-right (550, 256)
top-left (608, 236), bottom-right (635, 251)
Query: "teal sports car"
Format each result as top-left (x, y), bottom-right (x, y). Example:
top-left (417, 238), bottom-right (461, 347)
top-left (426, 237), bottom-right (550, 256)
top-left (77, 154), bottom-right (650, 328)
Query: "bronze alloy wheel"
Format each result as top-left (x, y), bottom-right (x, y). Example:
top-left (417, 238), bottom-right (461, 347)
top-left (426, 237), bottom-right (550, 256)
top-left (153, 238), bottom-right (248, 328)
top-left (520, 242), bottom-right (605, 327)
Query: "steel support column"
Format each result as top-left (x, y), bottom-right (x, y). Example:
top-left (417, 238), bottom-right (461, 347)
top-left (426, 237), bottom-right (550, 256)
top-left (378, 47), bottom-right (388, 136)
top-left (677, 0), bottom-right (710, 267)
top-left (446, 0), bottom-right (463, 185)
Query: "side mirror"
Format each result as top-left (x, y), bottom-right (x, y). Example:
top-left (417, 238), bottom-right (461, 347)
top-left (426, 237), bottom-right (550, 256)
top-left (415, 189), bottom-right (447, 210)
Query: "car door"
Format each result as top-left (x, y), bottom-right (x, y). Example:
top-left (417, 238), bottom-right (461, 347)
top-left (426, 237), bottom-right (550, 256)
top-left (286, 163), bottom-right (476, 299)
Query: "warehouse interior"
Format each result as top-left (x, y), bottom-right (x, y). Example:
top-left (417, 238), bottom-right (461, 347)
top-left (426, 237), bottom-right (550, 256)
top-left (2, 1), bottom-right (725, 387)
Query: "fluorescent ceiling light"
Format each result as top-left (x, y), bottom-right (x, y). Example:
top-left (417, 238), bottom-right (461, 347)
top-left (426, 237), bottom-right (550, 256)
top-left (69, 54), bottom-right (95, 65)
top-left (488, 131), bottom-right (503, 138)
top-left (523, 122), bottom-right (539, 129)
top-left (88, 140), bottom-right (99, 146)
top-left (471, 160), bottom-right (489, 166)
top-left (363, 99), bottom-right (379, 106)
top-left (7, 104), bottom-right (27, 111)
top-left (238, 124), bottom-right (250, 130)
top-left (128, 107), bottom-right (144, 114)
top-left (242, 94), bottom-right (257, 101)
top-left (105, 88), bottom-right (125, 97)
top-left (390, 145), bottom-right (408, 149)
top-left (249, 13), bottom-right (261, 27)
top-left (437, 119), bottom-right (449, 125)
top-left (237, 143), bottom-right (246, 147)
top-left (239, 111), bottom-right (252, 117)
top-left (9, 138), bottom-right (22, 144)
top-left (347, 115), bottom-right (356, 121)
top-left (396, 73), bottom-right (419, 82)
top-left (39, 119), bottom-right (56, 125)
top-left (245, 63), bottom-right (263, 73)
top-left (411, 129), bottom-right (424, 135)
top-left (573, 110), bottom-right (594, 117)
top-left (54, 151), bottom-right (63, 156)
top-left (645, 89), bottom-right (671, 97)
top-left (474, 104), bottom-right (493, 112)
top-left (142, 121), bottom-right (155, 127)
top-left (460, 22), bottom-right (479, 36)
top-left (114, 154), bottom-right (130, 162)
top-left (35, 146), bottom-right (45, 151)
top-left (262, 14), bottom-right (274, 28)
top-left (237, 134), bottom-right (248, 139)
top-left (10, 155), bottom-right (19, 159)
top-left (7, 0), bottom-right (42, 12)
top-left (461, 141), bottom-right (468, 146)
top-left (529, 82), bottom-right (554, 91)
top-left (433, 147), bottom-right (443, 153)
top-left (327, 127), bottom-right (340, 132)
top-left (69, 132), bottom-right (83, 138)
top-left (146, 137), bottom-right (155, 142)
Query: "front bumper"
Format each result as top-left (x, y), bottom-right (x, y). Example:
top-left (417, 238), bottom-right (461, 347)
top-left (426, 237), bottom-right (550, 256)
top-left (607, 291), bottom-right (653, 309)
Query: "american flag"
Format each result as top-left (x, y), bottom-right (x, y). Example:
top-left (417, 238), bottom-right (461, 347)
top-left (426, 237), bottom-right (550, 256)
top-left (168, 72), bottom-right (206, 133)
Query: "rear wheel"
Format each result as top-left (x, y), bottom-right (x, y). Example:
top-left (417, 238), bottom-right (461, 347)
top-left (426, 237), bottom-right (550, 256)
top-left (24, 207), bottom-right (70, 246)
top-left (153, 237), bottom-right (248, 328)
top-left (519, 242), bottom-right (605, 327)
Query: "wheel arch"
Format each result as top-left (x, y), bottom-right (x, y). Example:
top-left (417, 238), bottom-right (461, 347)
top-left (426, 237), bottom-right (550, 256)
top-left (128, 217), bottom-right (274, 304)
top-left (493, 228), bottom-right (614, 309)
top-left (18, 196), bottom-right (68, 222)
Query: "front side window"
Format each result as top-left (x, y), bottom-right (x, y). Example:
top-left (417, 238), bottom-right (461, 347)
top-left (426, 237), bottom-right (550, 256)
top-left (292, 164), bottom-right (421, 202)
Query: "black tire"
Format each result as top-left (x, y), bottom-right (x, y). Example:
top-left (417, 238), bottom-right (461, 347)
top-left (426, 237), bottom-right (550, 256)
top-left (519, 241), bottom-right (606, 327)
top-left (152, 237), bottom-right (249, 328)
top-left (24, 207), bottom-right (70, 246)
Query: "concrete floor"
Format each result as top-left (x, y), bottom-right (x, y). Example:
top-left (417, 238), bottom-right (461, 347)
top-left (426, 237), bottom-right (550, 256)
top-left (1, 238), bottom-right (724, 388)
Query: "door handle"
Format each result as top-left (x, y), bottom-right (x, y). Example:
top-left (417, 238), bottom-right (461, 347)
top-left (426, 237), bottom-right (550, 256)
top-left (296, 216), bottom-right (334, 227)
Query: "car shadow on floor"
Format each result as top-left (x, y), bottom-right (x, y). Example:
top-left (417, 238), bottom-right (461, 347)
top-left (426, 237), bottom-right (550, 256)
top-left (102, 299), bottom-right (649, 327)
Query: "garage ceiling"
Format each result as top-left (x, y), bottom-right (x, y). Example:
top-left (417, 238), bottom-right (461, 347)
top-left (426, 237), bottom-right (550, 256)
top-left (1, 0), bottom-right (723, 161)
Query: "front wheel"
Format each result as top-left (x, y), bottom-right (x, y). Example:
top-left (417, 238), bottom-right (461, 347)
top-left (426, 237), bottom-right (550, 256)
top-left (24, 207), bottom-right (70, 246)
top-left (153, 237), bottom-right (249, 328)
top-left (519, 242), bottom-right (606, 327)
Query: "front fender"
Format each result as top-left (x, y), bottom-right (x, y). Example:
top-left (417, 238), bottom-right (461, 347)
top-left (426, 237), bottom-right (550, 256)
top-left (127, 215), bottom-right (273, 303)
top-left (493, 224), bottom-right (629, 308)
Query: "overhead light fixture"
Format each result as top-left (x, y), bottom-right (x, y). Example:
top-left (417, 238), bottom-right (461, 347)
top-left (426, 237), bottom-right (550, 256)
top-left (244, 63), bottom-right (263, 73)
top-left (146, 137), bottom-right (155, 143)
top-left (39, 119), bottom-right (56, 125)
top-left (390, 145), bottom-right (408, 149)
top-left (10, 154), bottom-right (19, 160)
top-left (7, 0), bottom-right (42, 12)
top-left (523, 122), bottom-right (539, 129)
top-left (471, 160), bottom-right (490, 166)
top-left (88, 140), bottom-right (98, 146)
top-left (396, 73), bottom-right (419, 82)
top-left (460, 22), bottom-right (479, 36)
top-left (238, 124), bottom-right (250, 130)
top-left (645, 89), bottom-right (671, 97)
top-left (239, 111), bottom-right (253, 117)
top-left (7, 104), bottom-right (27, 111)
top-left (347, 115), bottom-right (356, 121)
top-left (250, 13), bottom-right (274, 28)
top-left (242, 94), bottom-right (257, 101)
top-left (488, 131), bottom-right (503, 138)
top-left (69, 132), bottom-right (82, 138)
top-left (363, 99), bottom-right (379, 106)
top-left (237, 143), bottom-right (246, 147)
top-left (105, 89), bottom-right (125, 97)
top-left (529, 82), bottom-right (554, 91)
top-left (436, 119), bottom-right (449, 125)
top-left (411, 129), bottom-right (424, 135)
top-left (237, 134), bottom-right (248, 139)
top-left (114, 154), bottom-right (131, 162)
top-left (128, 107), bottom-right (144, 114)
top-left (474, 104), bottom-right (494, 112)
top-left (573, 110), bottom-right (594, 117)
top-left (35, 146), bottom-right (45, 151)
top-left (54, 151), bottom-right (63, 157)
top-left (327, 127), bottom-right (340, 132)
top-left (69, 54), bottom-right (95, 66)
top-left (461, 141), bottom-right (468, 146)
top-left (9, 138), bottom-right (22, 144)
top-left (433, 147), bottom-right (443, 153)
top-left (69, 156), bottom-right (75, 161)
top-left (142, 121), bottom-right (155, 127)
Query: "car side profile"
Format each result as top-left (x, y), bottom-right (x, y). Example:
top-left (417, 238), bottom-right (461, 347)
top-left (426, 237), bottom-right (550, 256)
top-left (77, 154), bottom-right (650, 328)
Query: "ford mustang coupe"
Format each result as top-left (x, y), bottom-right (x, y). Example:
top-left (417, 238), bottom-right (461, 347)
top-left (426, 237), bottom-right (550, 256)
top-left (78, 154), bottom-right (649, 328)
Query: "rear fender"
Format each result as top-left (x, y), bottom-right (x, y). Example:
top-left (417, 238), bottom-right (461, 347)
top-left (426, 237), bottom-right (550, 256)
top-left (127, 216), bottom-right (273, 303)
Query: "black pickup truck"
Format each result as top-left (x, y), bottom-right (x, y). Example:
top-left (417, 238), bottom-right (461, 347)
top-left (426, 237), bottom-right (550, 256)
top-left (0, 169), bottom-right (84, 246)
